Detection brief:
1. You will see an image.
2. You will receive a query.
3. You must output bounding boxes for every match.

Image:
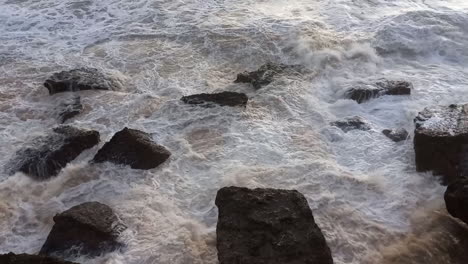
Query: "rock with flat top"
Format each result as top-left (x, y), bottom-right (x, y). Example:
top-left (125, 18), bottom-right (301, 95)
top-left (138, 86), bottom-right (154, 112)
top-left (345, 80), bottom-right (412, 103)
top-left (181, 92), bottom-right (248, 107)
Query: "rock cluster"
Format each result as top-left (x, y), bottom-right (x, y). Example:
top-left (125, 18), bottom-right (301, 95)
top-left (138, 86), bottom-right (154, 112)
top-left (345, 80), bottom-right (412, 104)
top-left (235, 62), bottom-right (302, 89)
top-left (331, 116), bottom-right (371, 132)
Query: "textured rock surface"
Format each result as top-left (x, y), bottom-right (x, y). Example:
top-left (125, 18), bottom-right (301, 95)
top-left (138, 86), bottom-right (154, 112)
top-left (181, 92), bottom-right (248, 107)
top-left (382, 128), bottom-right (409, 142)
top-left (57, 96), bottom-right (83, 123)
top-left (0, 253), bottom-right (78, 264)
top-left (235, 63), bottom-right (302, 89)
top-left (44, 68), bottom-right (121, 95)
top-left (7, 126), bottom-right (99, 179)
top-left (345, 80), bottom-right (412, 103)
top-left (445, 176), bottom-right (468, 225)
top-left (215, 186), bottom-right (333, 264)
top-left (414, 103), bottom-right (468, 183)
top-left (331, 116), bottom-right (371, 132)
top-left (40, 202), bottom-right (126, 258)
top-left (93, 127), bottom-right (171, 169)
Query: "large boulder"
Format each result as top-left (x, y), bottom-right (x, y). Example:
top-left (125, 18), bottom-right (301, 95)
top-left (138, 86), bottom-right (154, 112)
top-left (331, 116), bottom-right (371, 132)
top-left (382, 128), bottom-right (409, 142)
top-left (40, 202), bottom-right (126, 258)
top-left (93, 127), bottom-right (171, 169)
top-left (44, 68), bottom-right (121, 95)
top-left (235, 62), bottom-right (302, 89)
top-left (181, 92), bottom-right (248, 107)
top-left (7, 126), bottom-right (100, 179)
top-left (215, 186), bottom-right (333, 264)
top-left (414, 103), bottom-right (468, 183)
top-left (0, 253), bottom-right (78, 264)
top-left (56, 96), bottom-right (83, 123)
top-left (445, 177), bottom-right (468, 225)
top-left (345, 80), bottom-right (412, 104)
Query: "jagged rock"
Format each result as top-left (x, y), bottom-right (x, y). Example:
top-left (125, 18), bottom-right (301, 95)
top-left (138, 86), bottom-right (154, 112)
top-left (44, 68), bottom-right (121, 95)
top-left (93, 127), bottom-right (171, 169)
top-left (414, 103), bottom-right (468, 183)
top-left (235, 62), bottom-right (302, 89)
top-left (0, 253), bottom-right (78, 264)
top-left (7, 126), bottom-right (100, 179)
top-left (331, 116), bottom-right (371, 132)
top-left (345, 80), bottom-right (412, 103)
top-left (215, 186), bottom-right (333, 264)
top-left (382, 128), bottom-right (409, 142)
top-left (40, 202), bottom-right (126, 258)
top-left (445, 176), bottom-right (468, 225)
top-left (181, 92), bottom-right (248, 107)
top-left (56, 96), bottom-right (83, 123)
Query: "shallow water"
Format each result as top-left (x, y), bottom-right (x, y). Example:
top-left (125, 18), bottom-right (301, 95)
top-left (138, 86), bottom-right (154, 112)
top-left (1, 0), bottom-right (468, 263)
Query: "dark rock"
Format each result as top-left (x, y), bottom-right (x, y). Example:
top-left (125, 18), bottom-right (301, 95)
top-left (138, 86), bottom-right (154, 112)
top-left (331, 116), bottom-right (371, 132)
top-left (7, 126), bottom-right (100, 179)
top-left (0, 252), bottom-right (78, 264)
top-left (93, 127), bottom-right (171, 169)
top-left (215, 186), bottom-right (333, 264)
top-left (181, 92), bottom-right (248, 107)
top-left (345, 80), bottom-right (412, 103)
top-left (235, 62), bottom-right (302, 89)
top-left (382, 128), bottom-right (409, 142)
top-left (57, 96), bottom-right (83, 123)
top-left (445, 176), bottom-right (468, 225)
top-left (414, 103), bottom-right (468, 184)
top-left (44, 68), bottom-right (120, 95)
top-left (40, 201), bottom-right (126, 258)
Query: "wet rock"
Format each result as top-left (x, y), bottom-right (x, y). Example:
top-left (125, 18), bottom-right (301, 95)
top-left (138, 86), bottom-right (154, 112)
top-left (181, 91), bottom-right (248, 107)
top-left (235, 62), bottom-right (302, 89)
top-left (345, 80), bottom-right (412, 103)
top-left (445, 176), bottom-right (468, 225)
top-left (215, 186), bottom-right (333, 264)
top-left (7, 126), bottom-right (100, 179)
top-left (382, 128), bottom-right (409, 142)
top-left (44, 68), bottom-right (120, 95)
top-left (40, 202), bottom-right (126, 258)
top-left (93, 127), bottom-right (171, 169)
top-left (56, 96), bottom-right (83, 123)
top-left (331, 116), bottom-right (371, 132)
top-left (0, 252), bottom-right (78, 264)
top-left (414, 103), bottom-right (468, 183)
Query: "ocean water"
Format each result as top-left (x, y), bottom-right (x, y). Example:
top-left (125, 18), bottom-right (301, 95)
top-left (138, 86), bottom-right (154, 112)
top-left (1, 0), bottom-right (468, 263)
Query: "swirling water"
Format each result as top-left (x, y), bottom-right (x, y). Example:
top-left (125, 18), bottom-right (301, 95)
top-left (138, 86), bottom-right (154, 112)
top-left (1, 0), bottom-right (468, 263)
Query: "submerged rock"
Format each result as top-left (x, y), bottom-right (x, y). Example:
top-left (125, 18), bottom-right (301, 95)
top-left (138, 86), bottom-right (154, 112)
top-left (181, 92), bottom-right (248, 107)
top-left (235, 62), bottom-right (302, 89)
top-left (331, 116), bottom-right (371, 132)
top-left (56, 96), bottom-right (83, 123)
top-left (44, 68), bottom-right (120, 95)
top-left (93, 127), bottom-right (171, 169)
top-left (215, 186), bottom-right (333, 264)
top-left (0, 253), bottom-right (78, 264)
top-left (40, 202), bottom-right (126, 258)
top-left (445, 176), bottom-right (468, 225)
top-left (7, 126), bottom-right (100, 179)
top-left (414, 103), bottom-right (468, 183)
top-left (345, 80), bottom-right (412, 103)
top-left (382, 128), bottom-right (409, 142)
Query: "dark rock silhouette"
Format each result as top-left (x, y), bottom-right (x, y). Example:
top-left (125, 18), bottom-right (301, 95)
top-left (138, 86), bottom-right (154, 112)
top-left (331, 116), bottom-right (371, 132)
top-left (44, 68), bottom-right (120, 95)
top-left (445, 176), bottom-right (468, 225)
top-left (40, 202), bottom-right (126, 258)
top-left (57, 96), bottom-right (83, 123)
top-left (215, 186), bottom-right (333, 264)
top-left (0, 253), bottom-right (78, 264)
top-left (181, 92), bottom-right (248, 107)
top-left (414, 103), bottom-right (468, 184)
top-left (235, 62), bottom-right (302, 89)
top-left (382, 128), bottom-right (409, 142)
top-left (93, 127), bottom-right (171, 169)
top-left (7, 126), bottom-right (99, 179)
top-left (345, 80), bottom-right (412, 103)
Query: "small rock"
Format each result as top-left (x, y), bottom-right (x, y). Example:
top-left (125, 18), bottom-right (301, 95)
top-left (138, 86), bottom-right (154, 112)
top-left (345, 80), bottom-right (412, 103)
top-left (44, 68), bottom-right (121, 95)
top-left (445, 176), bottom-right (468, 225)
top-left (57, 96), bottom-right (83, 123)
top-left (93, 127), bottom-right (171, 169)
top-left (7, 126), bottom-right (100, 179)
top-left (414, 103), bottom-right (468, 183)
top-left (40, 202), bottom-right (126, 258)
top-left (0, 253), bottom-right (78, 264)
top-left (235, 62), bottom-right (302, 89)
top-left (215, 186), bottom-right (333, 264)
top-left (181, 92), bottom-right (248, 107)
top-left (331, 116), bottom-right (371, 132)
top-left (382, 128), bottom-right (409, 142)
